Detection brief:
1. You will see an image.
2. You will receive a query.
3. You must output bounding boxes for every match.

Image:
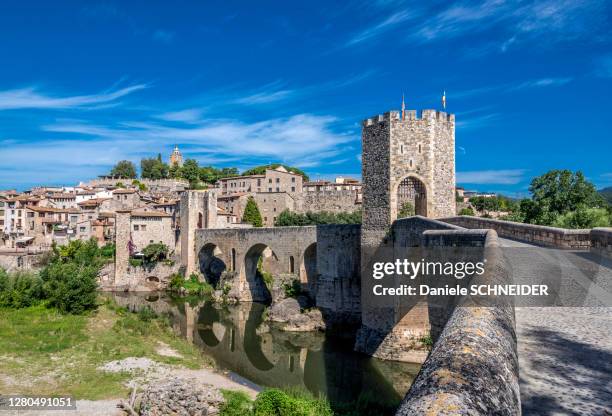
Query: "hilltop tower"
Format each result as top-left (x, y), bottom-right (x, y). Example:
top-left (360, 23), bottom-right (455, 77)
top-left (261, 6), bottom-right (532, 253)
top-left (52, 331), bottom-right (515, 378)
top-left (170, 144), bottom-right (184, 167)
top-left (361, 109), bottom-right (455, 245)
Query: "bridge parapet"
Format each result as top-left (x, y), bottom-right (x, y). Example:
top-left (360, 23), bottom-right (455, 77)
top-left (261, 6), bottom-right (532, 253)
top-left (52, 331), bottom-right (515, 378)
top-left (590, 227), bottom-right (612, 258)
top-left (442, 216), bottom-right (591, 249)
top-left (396, 230), bottom-right (520, 416)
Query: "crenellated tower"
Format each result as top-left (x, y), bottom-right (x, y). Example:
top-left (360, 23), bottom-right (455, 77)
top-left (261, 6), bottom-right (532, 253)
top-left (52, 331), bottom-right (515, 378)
top-left (361, 109), bottom-right (455, 245)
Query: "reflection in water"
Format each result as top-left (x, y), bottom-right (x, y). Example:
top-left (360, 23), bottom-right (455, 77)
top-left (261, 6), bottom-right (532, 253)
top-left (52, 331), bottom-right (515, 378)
top-left (110, 293), bottom-right (421, 409)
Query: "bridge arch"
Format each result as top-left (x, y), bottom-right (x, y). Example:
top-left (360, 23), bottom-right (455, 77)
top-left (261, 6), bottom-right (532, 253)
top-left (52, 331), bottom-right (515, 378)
top-left (299, 243), bottom-right (317, 293)
top-left (395, 174), bottom-right (429, 218)
top-left (243, 243), bottom-right (278, 303)
top-left (198, 243), bottom-right (227, 287)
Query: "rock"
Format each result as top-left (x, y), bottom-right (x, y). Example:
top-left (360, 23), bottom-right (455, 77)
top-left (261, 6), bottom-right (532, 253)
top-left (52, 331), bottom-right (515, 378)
top-left (139, 378), bottom-right (224, 416)
top-left (268, 298), bottom-right (325, 332)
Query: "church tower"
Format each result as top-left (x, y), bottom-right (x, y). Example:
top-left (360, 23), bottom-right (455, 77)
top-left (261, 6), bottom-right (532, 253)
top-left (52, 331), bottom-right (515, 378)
top-left (169, 144), bottom-right (184, 167)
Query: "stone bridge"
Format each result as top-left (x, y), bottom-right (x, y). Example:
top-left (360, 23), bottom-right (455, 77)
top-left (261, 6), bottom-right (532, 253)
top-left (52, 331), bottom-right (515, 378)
top-left (193, 224), bottom-right (362, 319)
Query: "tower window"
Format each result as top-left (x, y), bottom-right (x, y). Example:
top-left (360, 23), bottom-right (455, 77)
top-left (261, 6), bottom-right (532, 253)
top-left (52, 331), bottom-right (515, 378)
top-left (418, 144), bottom-right (422, 153)
top-left (409, 159), bottom-right (413, 168)
top-left (400, 145), bottom-right (404, 154)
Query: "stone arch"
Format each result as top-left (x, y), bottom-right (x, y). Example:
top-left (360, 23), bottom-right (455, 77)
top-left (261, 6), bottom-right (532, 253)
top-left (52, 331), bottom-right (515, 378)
top-left (396, 175), bottom-right (428, 218)
top-left (299, 243), bottom-right (317, 292)
top-left (198, 243), bottom-right (226, 287)
top-left (243, 243), bottom-right (278, 303)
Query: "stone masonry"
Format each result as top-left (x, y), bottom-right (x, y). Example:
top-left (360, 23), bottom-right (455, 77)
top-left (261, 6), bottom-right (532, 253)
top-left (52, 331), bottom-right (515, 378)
top-left (361, 110), bottom-right (455, 245)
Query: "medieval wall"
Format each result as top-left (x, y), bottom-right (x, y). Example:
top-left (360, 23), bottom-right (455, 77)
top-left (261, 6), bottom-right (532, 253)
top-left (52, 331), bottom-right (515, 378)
top-left (294, 190), bottom-right (361, 214)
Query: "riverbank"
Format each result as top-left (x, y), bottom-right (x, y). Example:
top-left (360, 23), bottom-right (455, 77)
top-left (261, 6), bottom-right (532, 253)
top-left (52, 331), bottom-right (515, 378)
top-left (0, 300), bottom-right (257, 415)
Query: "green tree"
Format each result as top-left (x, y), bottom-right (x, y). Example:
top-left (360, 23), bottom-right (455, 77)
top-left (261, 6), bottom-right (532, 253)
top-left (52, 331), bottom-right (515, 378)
top-left (199, 166), bottom-right (239, 184)
top-left (39, 240), bottom-right (102, 314)
top-left (241, 164), bottom-right (309, 181)
top-left (109, 160), bottom-right (137, 179)
top-left (552, 207), bottom-right (611, 229)
top-left (168, 162), bottom-right (182, 178)
top-left (398, 202), bottom-right (415, 218)
top-left (526, 170), bottom-right (605, 224)
top-left (459, 207), bottom-right (475, 216)
top-left (274, 209), bottom-right (361, 226)
top-left (180, 159), bottom-right (201, 186)
top-left (242, 197), bottom-right (263, 227)
top-left (140, 155), bottom-right (169, 180)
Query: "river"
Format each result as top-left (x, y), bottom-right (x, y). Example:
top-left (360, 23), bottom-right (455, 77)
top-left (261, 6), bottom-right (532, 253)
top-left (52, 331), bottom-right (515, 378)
top-left (109, 292), bottom-right (420, 411)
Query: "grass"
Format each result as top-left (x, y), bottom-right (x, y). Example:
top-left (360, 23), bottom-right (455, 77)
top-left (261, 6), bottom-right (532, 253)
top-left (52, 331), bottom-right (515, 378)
top-left (0, 300), bottom-right (213, 400)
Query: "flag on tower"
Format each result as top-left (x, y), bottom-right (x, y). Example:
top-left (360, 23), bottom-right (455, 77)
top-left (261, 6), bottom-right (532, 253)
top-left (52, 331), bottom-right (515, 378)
top-left (442, 90), bottom-right (447, 110)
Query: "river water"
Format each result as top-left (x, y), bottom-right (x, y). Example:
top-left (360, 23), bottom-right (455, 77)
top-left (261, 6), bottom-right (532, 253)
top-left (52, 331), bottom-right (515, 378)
top-left (110, 292), bottom-right (420, 411)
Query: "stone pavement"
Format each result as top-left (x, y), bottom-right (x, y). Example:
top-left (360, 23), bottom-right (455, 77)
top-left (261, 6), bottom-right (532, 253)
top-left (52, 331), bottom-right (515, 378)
top-left (499, 238), bottom-right (612, 415)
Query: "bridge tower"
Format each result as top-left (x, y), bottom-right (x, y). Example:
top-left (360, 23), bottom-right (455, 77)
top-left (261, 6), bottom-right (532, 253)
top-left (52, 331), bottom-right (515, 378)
top-left (361, 109), bottom-right (456, 245)
top-left (180, 190), bottom-right (218, 277)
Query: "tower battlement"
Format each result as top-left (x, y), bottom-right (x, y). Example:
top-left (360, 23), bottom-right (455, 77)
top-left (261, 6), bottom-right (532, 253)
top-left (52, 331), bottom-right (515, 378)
top-left (363, 109), bottom-right (454, 126)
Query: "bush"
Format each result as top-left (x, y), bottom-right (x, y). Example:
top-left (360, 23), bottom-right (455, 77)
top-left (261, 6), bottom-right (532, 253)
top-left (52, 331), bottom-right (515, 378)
top-left (221, 390), bottom-right (253, 416)
top-left (552, 207), bottom-right (611, 229)
top-left (100, 243), bottom-right (116, 259)
top-left (459, 207), bottom-right (475, 216)
top-left (253, 389), bottom-right (333, 416)
top-left (142, 243), bottom-right (169, 264)
top-left (398, 202), bottom-right (415, 218)
top-left (0, 269), bottom-right (44, 309)
top-left (39, 239), bottom-right (103, 314)
top-left (129, 258), bottom-right (143, 267)
top-left (283, 280), bottom-right (302, 298)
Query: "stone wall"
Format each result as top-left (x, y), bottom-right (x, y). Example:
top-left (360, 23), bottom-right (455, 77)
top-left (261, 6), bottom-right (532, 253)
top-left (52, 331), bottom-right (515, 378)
top-left (0, 252), bottom-right (47, 273)
top-left (315, 224), bottom-right (361, 321)
top-left (590, 227), bottom-right (612, 258)
top-left (356, 216), bottom-right (482, 363)
top-left (294, 190), bottom-right (361, 214)
top-left (101, 262), bottom-right (180, 291)
top-left (442, 215), bottom-right (591, 249)
top-left (396, 231), bottom-right (520, 416)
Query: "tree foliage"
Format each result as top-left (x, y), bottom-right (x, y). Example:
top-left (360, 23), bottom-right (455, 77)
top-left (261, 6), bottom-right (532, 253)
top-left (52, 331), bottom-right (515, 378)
top-left (242, 197), bottom-right (263, 227)
top-left (274, 209), bottom-right (361, 226)
top-left (109, 160), bottom-right (137, 179)
top-left (38, 239), bottom-right (106, 314)
top-left (241, 164), bottom-right (309, 181)
top-left (140, 154), bottom-right (169, 180)
top-left (200, 166), bottom-right (239, 184)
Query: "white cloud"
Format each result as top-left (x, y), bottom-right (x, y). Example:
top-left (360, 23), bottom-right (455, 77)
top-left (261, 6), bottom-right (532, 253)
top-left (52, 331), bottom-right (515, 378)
top-left (0, 84), bottom-right (147, 110)
top-left (457, 169), bottom-right (526, 185)
top-left (156, 108), bottom-right (205, 123)
top-left (233, 89), bottom-right (295, 105)
top-left (347, 10), bottom-right (417, 46)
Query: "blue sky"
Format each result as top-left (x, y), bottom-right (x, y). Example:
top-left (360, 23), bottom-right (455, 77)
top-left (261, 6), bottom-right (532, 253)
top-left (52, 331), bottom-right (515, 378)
top-left (0, 0), bottom-right (611, 195)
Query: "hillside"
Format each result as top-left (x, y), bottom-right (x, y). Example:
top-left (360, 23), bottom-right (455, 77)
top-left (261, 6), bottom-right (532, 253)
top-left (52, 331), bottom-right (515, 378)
top-left (599, 186), bottom-right (612, 204)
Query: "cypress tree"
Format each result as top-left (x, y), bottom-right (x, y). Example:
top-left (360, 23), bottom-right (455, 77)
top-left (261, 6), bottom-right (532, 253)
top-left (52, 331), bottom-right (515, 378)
top-left (242, 197), bottom-right (263, 227)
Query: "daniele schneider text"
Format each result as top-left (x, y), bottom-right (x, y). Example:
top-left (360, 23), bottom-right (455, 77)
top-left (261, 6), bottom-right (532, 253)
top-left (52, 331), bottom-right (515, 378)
top-left (370, 259), bottom-right (549, 297)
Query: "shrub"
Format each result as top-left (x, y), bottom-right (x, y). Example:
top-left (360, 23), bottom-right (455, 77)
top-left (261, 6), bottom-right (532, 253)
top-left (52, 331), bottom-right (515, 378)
top-left (275, 210), bottom-right (361, 226)
top-left (459, 207), bottom-right (475, 216)
top-left (0, 269), bottom-right (44, 309)
top-left (137, 306), bottom-right (158, 322)
top-left (398, 202), bottom-right (415, 218)
top-left (38, 239), bottom-right (103, 314)
top-left (253, 388), bottom-right (333, 416)
top-left (552, 207), bottom-right (611, 229)
top-left (129, 258), bottom-right (143, 267)
top-left (283, 280), bottom-right (302, 298)
top-left (142, 243), bottom-right (169, 264)
top-left (168, 273), bottom-right (184, 291)
top-left (100, 243), bottom-right (116, 259)
top-left (220, 390), bottom-right (253, 416)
